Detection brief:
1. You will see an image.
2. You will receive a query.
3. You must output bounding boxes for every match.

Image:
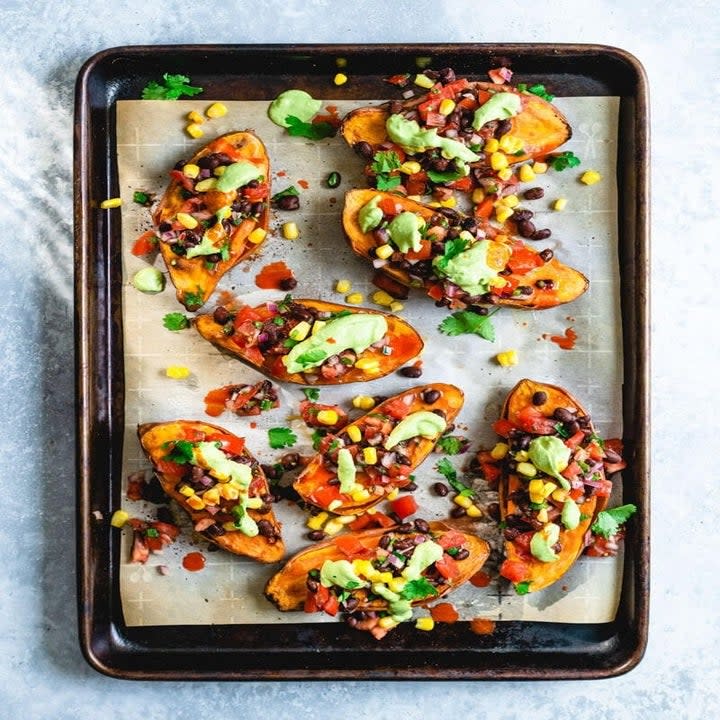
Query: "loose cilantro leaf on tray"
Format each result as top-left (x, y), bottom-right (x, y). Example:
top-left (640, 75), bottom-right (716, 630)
top-left (285, 115), bottom-right (336, 140)
top-left (162, 312), bottom-right (190, 331)
top-left (436, 458), bottom-right (475, 497)
top-left (268, 427), bottom-right (298, 450)
top-left (302, 388), bottom-right (320, 402)
top-left (591, 504), bottom-right (637, 538)
top-left (141, 74), bottom-right (203, 100)
top-left (550, 151), bottom-right (581, 172)
top-left (514, 581), bottom-right (531, 595)
top-left (436, 435), bottom-right (467, 455)
top-left (271, 186), bottom-right (300, 202)
top-left (526, 83), bottom-right (555, 103)
top-left (438, 309), bottom-right (497, 342)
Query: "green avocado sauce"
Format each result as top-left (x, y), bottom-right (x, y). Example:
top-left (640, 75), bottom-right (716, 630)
top-left (472, 92), bottom-right (522, 131)
top-left (386, 114), bottom-right (481, 163)
top-left (433, 239), bottom-right (500, 296)
top-left (268, 89), bottom-right (323, 128)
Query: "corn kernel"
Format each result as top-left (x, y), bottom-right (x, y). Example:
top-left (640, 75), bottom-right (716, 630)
top-left (497, 167), bottom-right (514, 182)
top-left (471, 188), bottom-right (486, 204)
top-left (345, 292), bottom-right (363, 304)
top-left (99, 197), bottom-right (122, 209)
top-left (176, 212), bottom-right (198, 229)
top-left (489, 275), bottom-right (508, 289)
top-left (194, 178), bottom-right (217, 192)
top-left (551, 488), bottom-right (568, 503)
top-left (517, 461), bottom-right (537, 477)
top-left (311, 320), bottom-right (326, 336)
top-left (336, 57), bottom-right (348, 68)
top-left (350, 487), bottom-right (372, 503)
top-left (353, 559), bottom-right (374, 578)
top-left (388, 577), bottom-right (407, 593)
top-left (389, 301), bottom-right (404, 312)
top-left (439, 196), bottom-right (456, 208)
top-left (213, 165), bottom-right (227, 177)
top-left (374, 244), bottom-right (394, 261)
top-left (202, 488), bottom-right (220, 506)
top-left (317, 409), bottom-right (339, 426)
top-left (543, 482), bottom-right (557, 498)
top-left (178, 484), bottom-right (195, 497)
top-left (502, 194), bottom-right (520, 208)
top-left (186, 495), bottom-right (205, 510)
top-left (186, 123), bottom-right (204, 139)
top-left (205, 102), bottom-right (228, 118)
top-left (427, 201), bottom-right (441, 208)
top-left (416, 617), bottom-right (435, 631)
top-left (438, 98), bottom-right (456, 116)
top-left (495, 206), bottom-right (514, 224)
top-left (333, 73), bottom-right (348, 86)
top-left (372, 289), bottom-right (394, 306)
top-left (346, 425), bottom-right (362, 443)
top-left (245, 496), bottom-right (264, 510)
top-left (352, 395), bottom-right (375, 410)
top-left (453, 494), bottom-right (473, 509)
top-left (307, 511), bottom-right (329, 530)
top-left (248, 227), bottom-right (267, 244)
top-left (491, 152), bottom-right (509, 171)
top-left (182, 163), bottom-right (200, 179)
top-left (495, 349), bottom-right (518, 367)
top-left (362, 446), bottom-right (378, 465)
top-left (399, 160), bottom-right (422, 175)
top-left (518, 163), bottom-right (536, 183)
top-left (282, 222), bottom-right (299, 240)
top-left (490, 442), bottom-right (509, 460)
top-left (219, 484), bottom-right (239, 500)
top-left (580, 170), bottom-right (602, 185)
top-left (110, 509), bottom-right (129, 528)
top-left (216, 205), bottom-right (232, 221)
top-left (354, 357), bottom-right (379, 371)
top-left (528, 479), bottom-right (545, 504)
top-left (327, 499), bottom-right (343, 512)
top-left (514, 450), bottom-right (529, 462)
top-left (536, 507), bottom-right (549, 523)
top-left (166, 365), bottom-right (190, 379)
top-left (414, 73), bottom-right (435, 89)
top-left (187, 110), bottom-right (204, 124)
top-left (288, 320), bottom-right (311, 341)
top-left (466, 504), bottom-right (483, 518)
top-left (379, 616), bottom-right (399, 630)
top-left (532, 161), bottom-right (548, 174)
top-left (335, 279), bottom-right (352, 293)
top-left (553, 198), bottom-right (568, 211)
top-left (499, 134), bottom-right (524, 154)
top-left (386, 487), bottom-right (399, 501)
top-left (323, 518), bottom-right (344, 535)
top-left (484, 138), bottom-right (499, 153)
top-left (377, 571), bottom-right (393, 584)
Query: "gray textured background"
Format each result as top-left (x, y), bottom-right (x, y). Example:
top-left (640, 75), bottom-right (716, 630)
top-left (1, 1), bottom-right (716, 717)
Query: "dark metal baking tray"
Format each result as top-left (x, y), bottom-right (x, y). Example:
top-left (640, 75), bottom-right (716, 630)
top-left (74, 43), bottom-right (649, 680)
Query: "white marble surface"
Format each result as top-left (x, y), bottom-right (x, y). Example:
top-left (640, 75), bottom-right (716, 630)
top-left (1, 0), bottom-right (717, 717)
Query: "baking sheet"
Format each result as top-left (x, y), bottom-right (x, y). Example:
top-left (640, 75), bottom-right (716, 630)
top-left (115, 94), bottom-right (623, 628)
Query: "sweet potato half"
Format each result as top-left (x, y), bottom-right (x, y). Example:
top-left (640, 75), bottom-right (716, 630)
top-left (343, 189), bottom-right (588, 310)
top-left (194, 297), bottom-right (424, 385)
top-left (494, 380), bottom-right (615, 593)
top-left (294, 383), bottom-right (464, 515)
top-left (341, 81), bottom-right (571, 168)
top-left (264, 521), bottom-right (490, 612)
top-left (153, 131), bottom-right (270, 310)
top-left (137, 420), bottom-right (284, 563)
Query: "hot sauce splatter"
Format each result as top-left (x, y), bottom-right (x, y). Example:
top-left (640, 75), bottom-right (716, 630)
top-left (297, 179), bottom-right (310, 190)
top-left (430, 602), bottom-right (459, 624)
top-left (469, 570), bottom-right (492, 588)
top-left (255, 261), bottom-right (295, 290)
top-left (470, 618), bottom-right (496, 635)
top-left (182, 551), bottom-right (206, 572)
top-left (543, 327), bottom-right (577, 350)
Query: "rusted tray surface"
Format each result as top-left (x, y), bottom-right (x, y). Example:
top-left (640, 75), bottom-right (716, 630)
top-left (74, 43), bottom-right (649, 680)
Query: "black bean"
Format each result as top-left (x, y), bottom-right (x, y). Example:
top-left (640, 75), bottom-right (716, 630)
top-left (275, 194), bottom-right (300, 211)
top-left (422, 389), bottom-right (441, 404)
top-left (212, 306), bottom-right (230, 325)
top-left (373, 227), bottom-right (390, 245)
top-left (353, 141), bottom-right (374, 159)
top-left (414, 518), bottom-right (430, 534)
top-left (307, 530), bottom-right (326, 542)
top-left (531, 228), bottom-right (552, 241)
top-left (399, 365), bottom-right (423, 378)
top-left (454, 548), bottom-right (470, 561)
top-left (279, 276), bottom-right (297, 291)
top-left (517, 219), bottom-right (536, 238)
top-left (460, 217), bottom-right (478, 234)
top-left (306, 577), bottom-right (319, 592)
top-left (326, 171), bottom-right (341, 189)
top-left (468, 305), bottom-right (489, 316)
top-left (553, 407), bottom-right (575, 422)
top-left (379, 534), bottom-right (392, 549)
top-left (486, 502), bottom-right (501, 521)
top-left (281, 452), bottom-right (301, 470)
top-left (523, 187), bottom-right (545, 200)
top-left (495, 118), bottom-right (512, 138)
top-left (257, 520), bottom-right (274, 537)
top-left (343, 596), bottom-right (359, 612)
top-left (397, 522), bottom-right (414, 534)
top-left (450, 506), bottom-right (466, 518)
top-left (205, 523), bottom-right (226, 538)
top-left (251, 201), bottom-right (265, 216)
top-left (433, 482), bottom-right (449, 497)
top-left (539, 249), bottom-right (554, 262)
top-left (532, 391), bottom-right (547, 406)
top-left (430, 156), bottom-right (450, 172)
top-left (516, 285), bottom-right (533, 296)
top-left (605, 448), bottom-right (622, 464)
top-left (564, 420), bottom-right (580, 436)
top-left (438, 67), bottom-right (456, 84)
top-left (512, 208), bottom-right (534, 221)
top-left (158, 221), bottom-right (172, 233)
top-left (403, 481), bottom-right (418, 491)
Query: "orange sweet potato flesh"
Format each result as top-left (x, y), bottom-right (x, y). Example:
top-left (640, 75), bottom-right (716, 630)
top-left (137, 420), bottom-right (284, 563)
top-left (341, 82), bottom-right (571, 165)
top-left (193, 298), bottom-right (424, 385)
top-left (343, 189), bottom-right (588, 310)
top-left (265, 521), bottom-right (490, 611)
top-left (153, 131), bottom-right (270, 310)
top-left (294, 383), bottom-right (464, 515)
top-left (499, 380), bottom-right (606, 592)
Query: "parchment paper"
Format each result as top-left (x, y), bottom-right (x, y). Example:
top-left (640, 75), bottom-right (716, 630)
top-left (115, 95), bottom-right (622, 627)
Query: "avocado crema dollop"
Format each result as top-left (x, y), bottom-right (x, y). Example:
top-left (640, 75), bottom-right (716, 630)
top-left (386, 114), bottom-right (481, 163)
top-left (433, 239), bottom-right (502, 296)
top-left (384, 410), bottom-right (446, 450)
top-left (282, 313), bottom-right (388, 375)
top-left (472, 92), bottom-right (522, 131)
top-left (215, 160), bottom-right (264, 192)
top-left (358, 196), bottom-right (424, 254)
top-left (268, 88), bottom-right (322, 128)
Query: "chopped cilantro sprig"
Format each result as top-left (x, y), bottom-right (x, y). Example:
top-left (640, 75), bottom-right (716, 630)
top-left (268, 427), bottom-right (298, 449)
top-left (550, 151), bottom-right (581, 172)
top-left (141, 74), bottom-right (203, 100)
top-left (436, 458), bottom-right (475, 498)
top-left (162, 312), bottom-right (190, 331)
top-left (285, 115), bottom-right (335, 140)
top-left (591, 504), bottom-right (637, 538)
top-left (438, 309), bottom-right (497, 342)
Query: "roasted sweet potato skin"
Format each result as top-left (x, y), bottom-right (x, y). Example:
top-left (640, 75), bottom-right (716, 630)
top-left (265, 521), bottom-right (490, 612)
top-left (498, 380), bottom-right (609, 593)
top-left (194, 298), bottom-right (424, 385)
top-left (343, 189), bottom-right (588, 310)
top-left (293, 383), bottom-right (464, 515)
top-left (137, 420), bottom-right (284, 563)
top-left (153, 131), bottom-right (270, 310)
top-left (341, 82), bottom-right (571, 167)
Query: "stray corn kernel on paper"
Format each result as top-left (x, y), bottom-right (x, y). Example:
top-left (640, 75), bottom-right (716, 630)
top-left (115, 97), bottom-right (623, 627)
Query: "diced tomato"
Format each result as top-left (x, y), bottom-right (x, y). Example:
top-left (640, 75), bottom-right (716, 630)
top-left (481, 462), bottom-right (501, 486)
top-left (145, 535), bottom-right (164, 552)
top-left (426, 283), bottom-right (445, 302)
top-left (492, 418), bottom-right (516, 437)
top-left (491, 275), bottom-right (518, 297)
top-left (474, 196), bottom-right (495, 219)
top-left (430, 602), bottom-right (459, 624)
top-left (405, 171), bottom-right (428, 196)
top-left (447, 175), bottom-right (473, 192)
top-left (381, 397), bottom-right (412, 421)
top-left (321, 592), bottom-right (339, 617)
top-left (587, 441), bottom-right (605, 461)
top-left (569, 486), bottom-right (585, 501)
top-left (300, 401), bottom-right (348, 431)
top-left (203, 386), bottom-right (232, 417)
top-left (205, 432), bottom-right (245, 457)
top-left (334, 534), bottom-right (374, 559)
top-left (152, 521), bottom-right (181, 539)
top-left (308, 483), bottom-right (343, 509)
top-left (434, 553), bottom-right (460, 580)
top-left (242, 182), bottom-right (268, 202)
top-left (390, 495), bottom-right (418, 520)
top-left (386, 73), bottom-right (410, 87)
top-left (233, 306), bottom-right (264, 325)
top-left (456, 96), bottom-right (478, 111)
top-left (561, 461), bottom-right (582, 481)
top-left (437, 530), bottom-right (467, 550)
top-left (594, 478), bottom-right (614, 498)
top-left (507, 246), bottom-right (544, 275)
top-left (512, 531), bottom-right (535, 558)
top-left (349, 511), bottom-right (395, 531)
top-left (565, 430), bottom-right (587, 449)
top-left (405, 240), bottom-right (432, 261)
top-left (154, 459), bottom-right (187, 476)
top-left (499, 559), bottom-right (530, 583)
top-left (169, 169), bottom-right (195, 192)
top-left (304, 592), bottom-right (319, 613)
top-left (515, 405), bottom-right (557, 435)
top-left (417, 79), bottom-right (470, 119)
top-left (386, 464), bottom-right (411, 481)
top-left (424, 111), bottom-right (447, 128)
top-left (131, 230), bottom-right (157, 256)
top-left (378, 196), bottom-right (401, 217)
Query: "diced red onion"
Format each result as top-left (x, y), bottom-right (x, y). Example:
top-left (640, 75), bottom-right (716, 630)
top-left (381, 452), bottom-right (396, 468)
top-left (372, 258), bottom-right (388, 269)
top-left (194, 518), bottom-right (216, 532)
top-left (402, 89), bottom-right (415, 99)
top-left (444, 128), bottom-right (458, 138)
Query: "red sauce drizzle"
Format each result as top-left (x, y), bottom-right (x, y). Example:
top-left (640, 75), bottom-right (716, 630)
top-left (255, 261), bottom-right (295, 289)
top-left (430, 602), bottom-right (459, 624)
top-left (470, 618), bottom-right (496, 635)
top-left (297, 179), bottom-right (310, 189)
top-left (469, 570), bottom-right (492, 588)
top-left (545, 327), bottom-right (577, 350)
top-left (182, 551), bottom-right (206, 572)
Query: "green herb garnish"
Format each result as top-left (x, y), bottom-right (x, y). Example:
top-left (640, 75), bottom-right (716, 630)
top-left (268, 427), bottom-right (298, 449)
top-left (433, 236), bottom-right (470, 274)
top-left (550, 151), bottom-right (581, 172)
top-left (438, 309), bottom-right (497, 342)
top-left (162, 312), bottom-right (190, 331)
top-left (165, 439), bottom-right (194, 464)
top-left (436, 435), bottom-right (466, 455)
top-left (514, 581), bottom-right (531, 595)
top-left (527, 83), bottom-right (555, 102)
top-left (375, 174), bottom-right (402, 191)
top-left (141, 74), bottom-right (203, 101)
top-left (271, 186), bottom-right (300, 202)
top-left (436, 458), bottom-right (475, 498)
top-left (182, 289), bottom-right (204, 310)
top-left (427, 168), bottom-right (466, 184)
top-left (295, 348), bottom-right (327, 366)
top-left (311, 429), bottom-right (326, 451)
top-left (591, 504), bottom-right (637, 539)
top-left (133, 190), bottom-right (153, 206)
top-left (285, 115), bottom-right (335, 140)
top-left (371, 150), bottom-right (402, 190)
top-left (302, 388), bottom-right (320, 402)
top-left (400, 578), bottom-right (438, 601)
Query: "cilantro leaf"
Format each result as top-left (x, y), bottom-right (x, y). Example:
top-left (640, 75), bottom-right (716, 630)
top-left (591, 504), bottom-right (637, 538)
top-left (433, 236), bottom-right (470, 274)
top-left (550, 151), bottom-right (581, 171)
top-left (375, 174), bottom-right (402, 191)
top-left (162, 312), bottom-right (190, 331)
top-left (133, 190), bottom-right (153, 206)
top-left (182, 289), bottom-right (204, 310)
top-left (371, 151), bottom-right (401, 175)
top-left (527, 83), bottom-right (555, 103)
top-left (438, 310), bottom-right (497, 342)
top-left (165, 439), bottom-right (194, 464)
top-left (427, 168), bottom-right (466, 184)
top-left (302, 388), bottom-right (320, 402)
top-left (285, 115), bottom-right (335, 140)
top-left (400, 578), bottom-right (439, 601)
top-left (436, 458), bottom-right (475, 497)
top-left (268, 427), bottom-right (297, 449)
top-left (436, 435), bottom-right (467, 455)
top-left (141, 73), bottom-right (203, 100)
top-left (310, 429), bottom-right (326, 451)
top-left (295, 348), bottom-right (327, 366)
top-left (271, 186), bottom-right (300, 202)
top-left (514, 581), bottom-right (531, 595)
